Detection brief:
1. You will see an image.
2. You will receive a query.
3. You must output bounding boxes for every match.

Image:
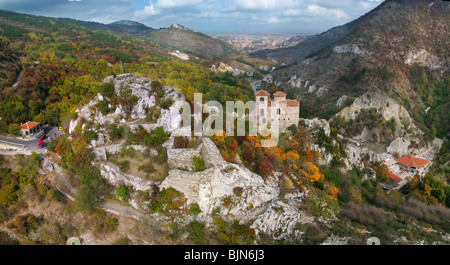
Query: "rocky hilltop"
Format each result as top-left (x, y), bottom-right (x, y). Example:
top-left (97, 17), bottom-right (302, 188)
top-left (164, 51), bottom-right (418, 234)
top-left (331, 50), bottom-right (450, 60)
top-left (60, 74), bottom-right (333, 243)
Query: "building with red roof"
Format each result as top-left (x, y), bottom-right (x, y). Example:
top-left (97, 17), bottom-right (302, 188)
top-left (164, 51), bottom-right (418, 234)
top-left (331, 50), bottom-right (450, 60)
top-left (255, 90), bottom-right (269, 97)
top-left (255, 90), bottom-right (299, 129)
top-left (395, 155), bottom-right (428, 170)
top-left (388, 171), bottom-right (402, 183)
top-left (19, 121), bottom-right (41, 136)
top-left (273, 91), bottom-right (287, 98)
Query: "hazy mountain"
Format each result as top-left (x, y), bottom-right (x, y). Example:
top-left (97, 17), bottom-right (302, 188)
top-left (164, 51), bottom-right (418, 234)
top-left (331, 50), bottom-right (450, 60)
top-left (59, 18), bottom-right (238, 58)
top-left (147, 23), bottom-right (239, 58)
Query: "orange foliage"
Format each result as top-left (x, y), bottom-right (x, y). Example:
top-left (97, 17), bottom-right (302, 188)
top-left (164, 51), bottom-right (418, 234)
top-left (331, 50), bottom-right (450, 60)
top-left (297, 161), bottom-right (323, 183)
top-left (325, 183), bottom-right (339, 200)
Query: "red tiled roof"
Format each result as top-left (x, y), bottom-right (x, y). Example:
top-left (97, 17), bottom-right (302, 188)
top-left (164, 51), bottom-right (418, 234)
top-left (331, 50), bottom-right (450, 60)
top-left (273, 91), bottom-right (286, 97)
top-left (388, 171), bottom-right (402, 183)
top-left (267, 100), bottom-right (299, 107)
top-left (255, 90), bottom-right (269, 96)
top-left (286, 99), bottom-right (299, 107)
top-left (395, 155), bottom-right (428, 168)
top-left (19, 121), bottom-right (40, 130)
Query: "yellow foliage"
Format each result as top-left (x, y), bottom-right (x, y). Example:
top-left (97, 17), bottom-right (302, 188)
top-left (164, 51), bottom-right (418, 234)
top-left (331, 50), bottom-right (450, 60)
top-left (298, 161), bottom-right (323, 183)
top-left (325, 183), bottom-right (339, 200)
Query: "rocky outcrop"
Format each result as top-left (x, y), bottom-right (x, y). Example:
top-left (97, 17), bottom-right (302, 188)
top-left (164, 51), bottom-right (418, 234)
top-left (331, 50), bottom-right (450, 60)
top-left (169, 50), bottom-right (189, 60)
top-left (69, 74), bottom-right (185, 136)
top-left (301, 118), bottom-right (330, 137)
top-left (160, 137), bottom-right (279, 223)
top-left (250, 193), bottom-right (315, 242)
top-left (287, 74), bottom-right (303, 89)
top-left (210, 61), bottom-right (254, 77)
top-left (404, 49), bottom-right (447, 71)
top-left (336, 95), bottom-right (349, 107)
top-left (336, 90), bottom-right (422, 137)
top-left (99, 162), bottom-right (155, 192)
top-left (332, 44), bottom-right (365, 55)
top-left (386, 137), bottom-right (411, 156)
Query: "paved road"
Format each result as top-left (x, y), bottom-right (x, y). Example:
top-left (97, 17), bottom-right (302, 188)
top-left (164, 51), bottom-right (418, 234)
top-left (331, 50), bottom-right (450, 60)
top-left (0, 126), bottom-right (65, 153)
top-left (251, 80), bottom-right (262, 91)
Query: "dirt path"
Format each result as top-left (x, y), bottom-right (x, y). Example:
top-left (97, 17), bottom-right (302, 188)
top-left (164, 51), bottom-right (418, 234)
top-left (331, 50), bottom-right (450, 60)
top-left (102, 202), bottom-right (146, 220)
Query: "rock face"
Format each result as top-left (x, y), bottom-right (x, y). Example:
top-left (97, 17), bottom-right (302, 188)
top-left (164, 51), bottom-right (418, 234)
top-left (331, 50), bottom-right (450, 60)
top-left (404, 49), bottom-right (447, 71)
top-left (69, 74), bottom-right (185, 135)
top-left (301, 118), bottom-right (330, 137)
top-left (336, 90), bottom-right (422, 137)
top-left (210, 62), bottom-right (252, 77)
top-left (332, 44), bottom-right (365, 55)
top-left (160, 137), bottom-right (279, 222)
top-left (99, 162), bottom-right (155, 192)
top-left (250, 191), bottom-right (317, 242)
top-left (169, 50), bottom-right (189, 60)
top-left (336, 95), bottom-right (349, 107)
top-left (386, 137), bottom-right (411, 156)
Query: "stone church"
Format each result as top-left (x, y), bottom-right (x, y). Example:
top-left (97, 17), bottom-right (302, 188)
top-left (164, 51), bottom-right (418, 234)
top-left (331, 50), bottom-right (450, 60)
top-left (255, 90), bottom-right (300, 130)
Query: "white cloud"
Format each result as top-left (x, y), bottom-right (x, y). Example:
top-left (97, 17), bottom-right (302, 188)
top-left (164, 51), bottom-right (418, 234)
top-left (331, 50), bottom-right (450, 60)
top-left (307, 4), bottom-right (348, 19)
top-left (267, 16), bottom-right (279, 24)
top-left (156, 0), bottom-right (203, 9)
top-left (229, 0), bottom-right (301, 10)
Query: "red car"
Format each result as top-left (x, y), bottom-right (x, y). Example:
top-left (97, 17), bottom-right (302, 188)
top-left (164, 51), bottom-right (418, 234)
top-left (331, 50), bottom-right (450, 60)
top-left (38, 140), bottom-right (44, 148)
top-left (38, 134), bottom-right (47, 140)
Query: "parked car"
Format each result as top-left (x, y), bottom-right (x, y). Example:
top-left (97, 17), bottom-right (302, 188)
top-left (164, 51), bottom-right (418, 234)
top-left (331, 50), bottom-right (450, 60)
top-left (58, 126), bottom-right (63, 131)
top-left (38, 140), bottom-right (44, 148)
top-left (38, 134), bottom-right (47, 140)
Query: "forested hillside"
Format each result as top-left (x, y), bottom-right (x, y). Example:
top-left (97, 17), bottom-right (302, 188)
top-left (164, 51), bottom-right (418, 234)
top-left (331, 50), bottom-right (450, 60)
top-left (0, 10), bottom-right (252, 133)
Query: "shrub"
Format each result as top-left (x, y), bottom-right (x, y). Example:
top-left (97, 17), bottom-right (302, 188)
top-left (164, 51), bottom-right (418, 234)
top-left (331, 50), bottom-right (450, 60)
top-left (303, 224), bottom-right (327, 245)
top-left (95, 100), bottom-right (111, 115)
top-left (109, 124), bottom-right (125, 141)
top-left (114, 237), bottom-right (131, 245)
top-left (116, 185), bottom-right (129, 201)
top-left (212, 217), bottom-right (256, 245)
top-left (0, 184), bottom-right (18, 206)
top-left (120, 146), bottom-right (136, 158)
top-left (8, 124), bottom-right (19, 135)
top-left (305, 189), bottom-right (340, 219)
top-left (74, 185), bottom-right (99, 214)
top-left (173, 136), bottom-right (189, 149)
top-left (143, 126), bottom-right (169, 146)
top-left (104, 218), bottom-right (119, 232)
top-left (193, 156), bottom-right (206, 172)
top-left (232, 187), bottom-right (244, 196)
top-left (258, 156), bottom-right (273, 177)
top-left (83, 130), bottom-right (99, 142)
top-left (148, 187), bottom-right (185, 215)
top-left (187, 220), bottom-right (205, 244)
top-left (189, 203), bottom-right (202, 215)
top-left (145, 106), bottom-right (160, 123)
top-left (11, 214), bottom-right (39, 234)
top-left (100, 82), bottom-right (115, 98)
top-left (119, 160), bottom-right (130, 172)
top-left (338, 202), bottom-right (386, 227)
top-left (160, 98), bottom-right (174, 109)
top-left (138, 163), bottom-right (156, 173)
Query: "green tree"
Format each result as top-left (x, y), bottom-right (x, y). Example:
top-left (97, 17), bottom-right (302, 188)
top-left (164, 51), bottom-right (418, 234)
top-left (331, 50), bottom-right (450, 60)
top-left (7, 124), bottom-right (20, 135)
top-left (74, 185), bottom-right (99, 213)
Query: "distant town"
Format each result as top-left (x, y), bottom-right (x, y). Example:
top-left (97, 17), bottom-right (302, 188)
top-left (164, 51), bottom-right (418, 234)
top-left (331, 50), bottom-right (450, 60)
top-left (209, 32), bottom-right (314, 52)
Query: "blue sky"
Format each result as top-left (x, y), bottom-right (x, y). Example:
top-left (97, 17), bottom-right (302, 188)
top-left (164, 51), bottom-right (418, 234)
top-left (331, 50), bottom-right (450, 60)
top-left (0, 0), bottom-right (384, 34)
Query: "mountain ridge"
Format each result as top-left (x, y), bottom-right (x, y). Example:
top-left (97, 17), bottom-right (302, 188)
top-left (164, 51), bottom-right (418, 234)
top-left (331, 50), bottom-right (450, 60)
top-left (254, 0), bottom-right (449, 139)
